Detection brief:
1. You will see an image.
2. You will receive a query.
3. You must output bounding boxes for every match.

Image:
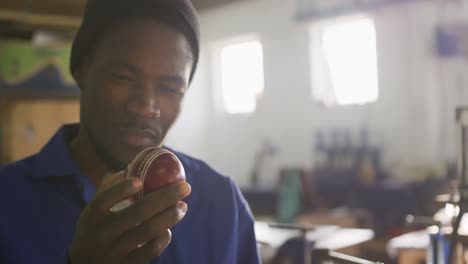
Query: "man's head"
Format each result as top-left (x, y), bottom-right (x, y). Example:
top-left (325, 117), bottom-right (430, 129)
top-left (70, 0), bottom-right (199, 170)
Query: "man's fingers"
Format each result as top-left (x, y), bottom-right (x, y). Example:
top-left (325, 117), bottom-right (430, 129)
top-left (123, 229), bottom-right (172, 264)
top-left (99, 171), bottom-right (126, 191)
top-left (88, 177), bottom-right (143, 221)
top-left (140, 182), bottom-right (191, 212)
top-left (106, 182), bottom-right (190, 234)
top-left (110, 202), bottom-right (187, 255)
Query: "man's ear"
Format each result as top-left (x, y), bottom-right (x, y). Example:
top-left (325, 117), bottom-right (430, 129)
top-left (72, 69), bottom-right (83, 90)
top-left (72, 57), bottom-right (91, 90)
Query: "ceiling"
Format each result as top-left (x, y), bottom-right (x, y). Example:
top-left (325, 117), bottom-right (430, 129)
top-left (0, 0), bottom-right (238, 16)
top-left (192, 0), bottom-right (239, 11)
top-left (0, 0), bottom-right (239, 37)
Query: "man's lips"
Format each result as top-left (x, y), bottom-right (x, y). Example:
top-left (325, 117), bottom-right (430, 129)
top-left (118, 127), bottom-right (158, 147)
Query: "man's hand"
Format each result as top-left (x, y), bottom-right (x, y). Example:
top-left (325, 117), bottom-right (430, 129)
top-left (68, 171), bottom-right (191, 264)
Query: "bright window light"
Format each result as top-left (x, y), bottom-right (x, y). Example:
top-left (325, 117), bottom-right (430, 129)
top-left (220, 40), bottom-right (264, 114)
top-left (314, 17), bottom-right (379, 106)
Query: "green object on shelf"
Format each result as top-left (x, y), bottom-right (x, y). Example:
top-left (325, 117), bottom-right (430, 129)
top-left (0, 40), bottom-right (74, 86)
top-left (277, 168), bottom-right (301, 223)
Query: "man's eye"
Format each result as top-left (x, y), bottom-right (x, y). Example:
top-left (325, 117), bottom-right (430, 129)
top-left (160, 85), bottom-right (185, 96)
top-left (110, 73), bottom-right (132, 81)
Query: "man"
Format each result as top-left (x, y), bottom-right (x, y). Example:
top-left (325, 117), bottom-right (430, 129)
top-left (0, 0), bottom-right (260, 263)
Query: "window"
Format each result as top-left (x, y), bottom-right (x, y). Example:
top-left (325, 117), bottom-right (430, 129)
top-left (215, 38), bottom-right (264, 114)
top-left (311, 16), bottom-right (379, 106)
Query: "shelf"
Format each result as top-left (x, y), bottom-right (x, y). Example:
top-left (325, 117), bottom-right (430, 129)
top-left (0, 89), bottom-right (80, 100)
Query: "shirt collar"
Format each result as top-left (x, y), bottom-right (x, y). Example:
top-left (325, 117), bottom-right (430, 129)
top-left (31, 123), bottom-right (83, 179)
top-left (29, 123), bottom-right (194, 205)
top-left (30, 123), bottom-right (194, 183)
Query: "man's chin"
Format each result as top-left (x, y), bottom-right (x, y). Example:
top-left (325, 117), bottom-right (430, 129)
top-left (121, 136), bottom-right (156, 150)
top-left (105, 132), bottom-right (164, 169)
top-left (113, 141), bottom-right (161, 166)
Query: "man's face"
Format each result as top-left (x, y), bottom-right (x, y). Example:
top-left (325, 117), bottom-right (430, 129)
top-left (77, 19), bottom-right (192, 167)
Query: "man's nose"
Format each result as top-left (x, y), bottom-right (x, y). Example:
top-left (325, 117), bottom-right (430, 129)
top-left (126, 84), bottom-right (160, 118)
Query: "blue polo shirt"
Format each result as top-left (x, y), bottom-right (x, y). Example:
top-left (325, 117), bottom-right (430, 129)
top-left (0, 124), bottom-right (260, 264)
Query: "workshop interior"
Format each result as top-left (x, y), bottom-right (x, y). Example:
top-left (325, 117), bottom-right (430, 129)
top-left (3, 0), bottom-right (468, 263)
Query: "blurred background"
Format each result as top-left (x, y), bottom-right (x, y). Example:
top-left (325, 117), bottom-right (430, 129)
top-left (2, 0), bottom-right (468, 263)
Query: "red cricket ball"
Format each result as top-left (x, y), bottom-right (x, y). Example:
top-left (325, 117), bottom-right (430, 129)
top-left (125, 147), bottom-right (186, 199)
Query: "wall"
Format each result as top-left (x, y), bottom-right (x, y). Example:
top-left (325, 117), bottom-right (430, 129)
top-left (166, 0), bottom-right (468, 186)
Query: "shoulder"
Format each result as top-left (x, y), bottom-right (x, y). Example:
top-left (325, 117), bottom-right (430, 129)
top-left (167, 148), bottom-right (247, 202)
top-left (0, 156), bottom-right (38, 216)
top-left (0, 156), bottom-right (36, 185)
top-left (167, 147), bottom-right (252, 214)
top-left (167, 147), bottom-right (231, 186)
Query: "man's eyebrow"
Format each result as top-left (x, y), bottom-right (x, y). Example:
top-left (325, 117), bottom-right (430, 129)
top-left (106, 60), bottom-right (187, 86)
top-left (160, 75), bottom-right (187, 86)
top-left (108, 60), bottom-right (140, 73)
